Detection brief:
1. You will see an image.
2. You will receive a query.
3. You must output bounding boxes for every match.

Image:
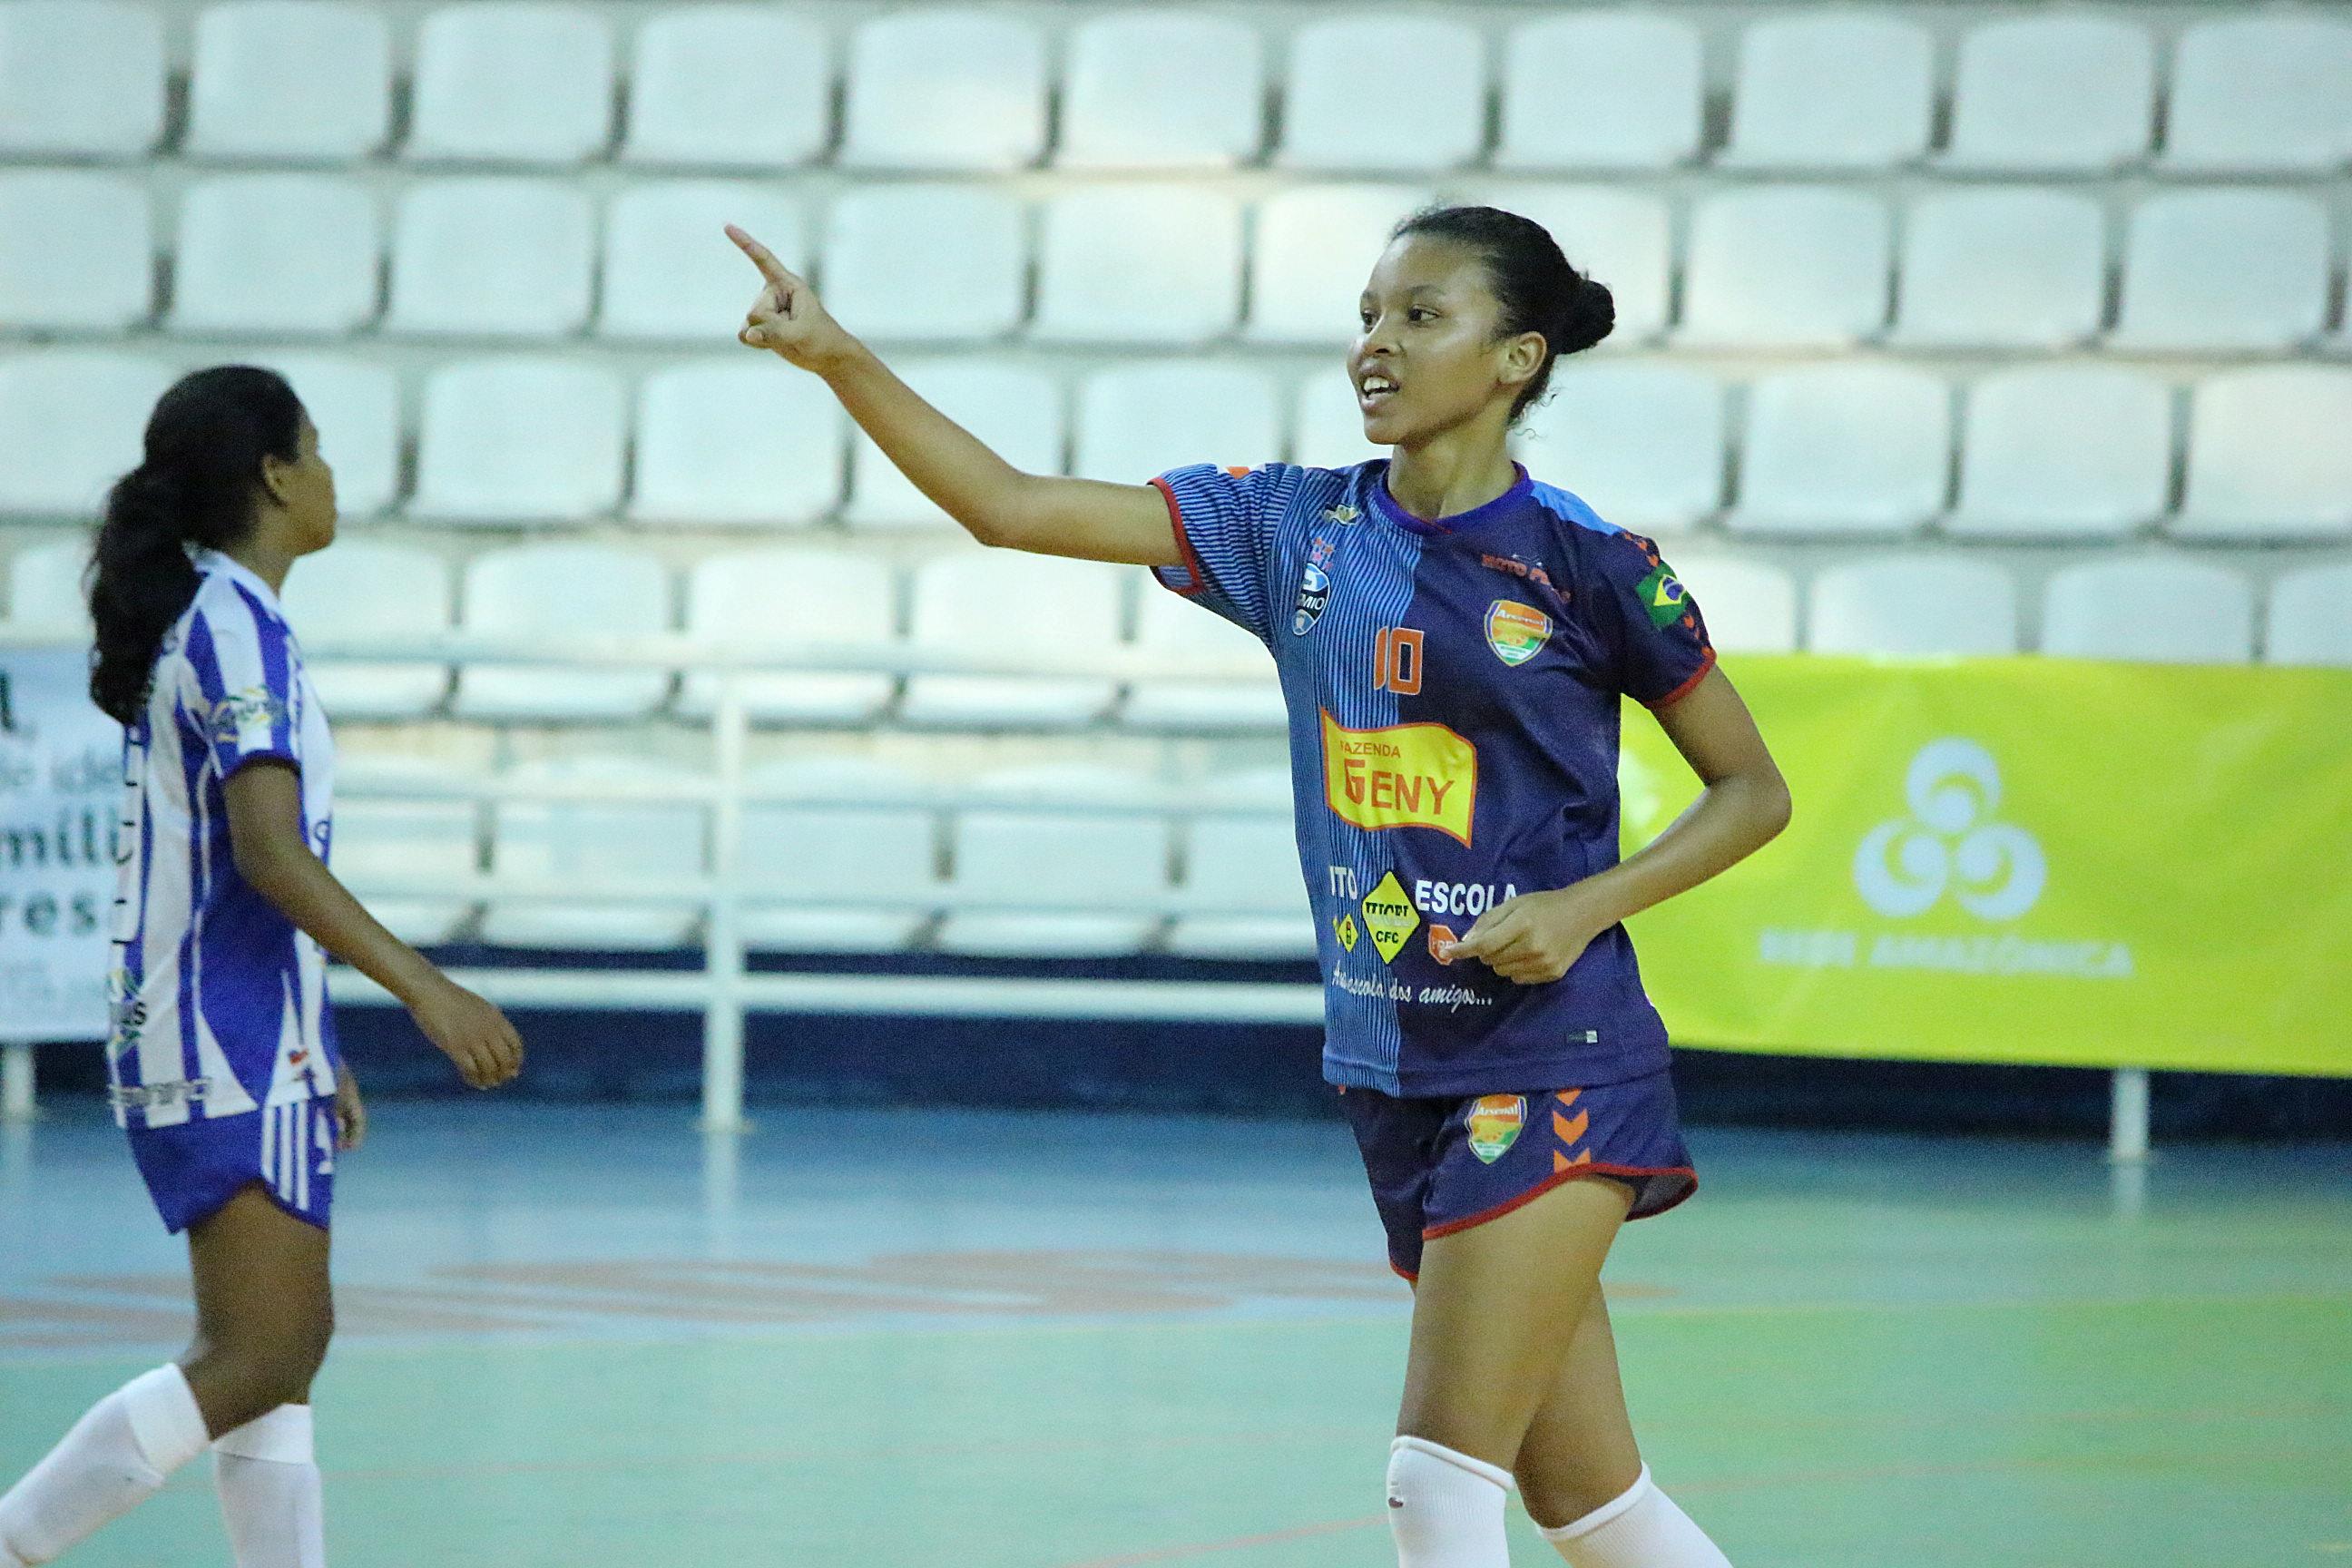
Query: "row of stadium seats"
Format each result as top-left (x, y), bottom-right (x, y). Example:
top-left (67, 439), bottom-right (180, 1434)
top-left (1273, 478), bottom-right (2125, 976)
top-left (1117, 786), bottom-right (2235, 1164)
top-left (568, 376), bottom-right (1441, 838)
top-left (5, 3), bottom-right (2346, 175)
top-left (8, 172), bottom-right (2349, 353)
top-left (7, 540), bottom-right (2344, 729)
top-left (5, 353), bottom-right (2347, 540)
top-left (333, 757), bottom-right (1316, 958)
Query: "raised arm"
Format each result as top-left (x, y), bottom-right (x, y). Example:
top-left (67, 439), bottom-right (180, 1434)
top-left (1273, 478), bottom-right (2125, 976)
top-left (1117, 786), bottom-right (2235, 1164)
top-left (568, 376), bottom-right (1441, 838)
top-left (727, 226), bottom-right (1182, 566)
top-left (224, 761), bottom-right (523, 1090)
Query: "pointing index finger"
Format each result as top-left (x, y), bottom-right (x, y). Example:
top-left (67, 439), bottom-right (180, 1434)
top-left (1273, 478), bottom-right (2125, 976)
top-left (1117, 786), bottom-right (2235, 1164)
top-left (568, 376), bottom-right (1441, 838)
top-left (726, 224), bottom-right (798, 287)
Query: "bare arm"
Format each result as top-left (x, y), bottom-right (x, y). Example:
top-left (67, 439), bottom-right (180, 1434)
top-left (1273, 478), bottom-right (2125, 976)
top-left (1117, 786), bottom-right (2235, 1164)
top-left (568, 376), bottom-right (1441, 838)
top-left (224, 760), bottom-right (523, 1089)
top-left (727, 226), bottom-right (1182, 566)
top-left (1448, 668), bottom-right (1790, 983)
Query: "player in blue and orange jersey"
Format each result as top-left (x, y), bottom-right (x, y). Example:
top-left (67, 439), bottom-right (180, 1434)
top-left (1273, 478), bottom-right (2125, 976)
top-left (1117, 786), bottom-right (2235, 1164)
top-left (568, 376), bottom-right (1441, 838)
top-left (727, 204), bottom-right (1788, 1568)
top-left (0, 368), bottom-right (522, 1568)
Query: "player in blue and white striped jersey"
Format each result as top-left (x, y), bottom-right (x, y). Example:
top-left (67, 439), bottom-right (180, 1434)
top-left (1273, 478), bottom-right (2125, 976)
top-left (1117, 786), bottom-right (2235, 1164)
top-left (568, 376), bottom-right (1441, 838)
top-left (0, 368), bottom-right (523, 1568)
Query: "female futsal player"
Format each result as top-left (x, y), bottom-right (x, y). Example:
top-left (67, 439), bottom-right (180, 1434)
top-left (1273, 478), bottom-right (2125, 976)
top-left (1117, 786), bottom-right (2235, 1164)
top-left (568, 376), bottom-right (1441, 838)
top-left (724, 204), bottom-right (1788, 1567)
top-left (0, 367), bottom-right (524, 1568)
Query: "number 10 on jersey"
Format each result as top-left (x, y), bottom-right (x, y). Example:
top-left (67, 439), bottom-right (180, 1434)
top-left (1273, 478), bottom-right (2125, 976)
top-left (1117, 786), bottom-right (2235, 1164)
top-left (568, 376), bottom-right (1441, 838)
top-left (1375, 627), bottom-right (1425, 696)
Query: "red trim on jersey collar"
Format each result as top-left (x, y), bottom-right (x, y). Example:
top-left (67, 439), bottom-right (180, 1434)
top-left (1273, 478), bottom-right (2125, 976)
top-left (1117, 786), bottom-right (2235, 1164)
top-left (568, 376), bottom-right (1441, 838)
top-left (1369, 461), bottom-right (1535, 536)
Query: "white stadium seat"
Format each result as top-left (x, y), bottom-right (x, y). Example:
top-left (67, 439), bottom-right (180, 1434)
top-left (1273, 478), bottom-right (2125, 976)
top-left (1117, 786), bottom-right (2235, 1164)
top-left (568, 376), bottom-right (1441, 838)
top-left (678, 547), bottom-right (898, 725)
top-left (170, 176), bottom-right (382, 338)
top-left (1720, 14), bottom-right (1934, 170)
top-left (1123, 583), bottom-right (1285, 734)
top-left (1494, 13), bottom-right (1703, 172)
top-left (936, 765), bottom-right (1169, 956)
top-left (899, 554), bottom-right (1123, 728)
top-left (4, 539), bottom-right (89, 635)
top-left (0, 353), bottom-right (173, 519)
top-left (2176, 369), bottom-right (2352, 540)
top-left (1658, 557), bottom-right (1796, 654)
top-left (407, 3), bottom-right (614, 165)
top-left (2266, 564), bottom-right (2352, 668)
top-left (1808, 558), bottom-right (2021, 657)
top-left (1946, 368), bottom-right (2171, 540)
top-left (1280, 15), bottom-right (1485, 173)
top-left (820, 185), bottom-right (1026, 344)
top-left (1938, 15), bottom-right (2154, 174)
top-left (0, 1), bottom-right (163, 158)
top-left (2111, 191), bottom-right (2330, 352)
top-left (1248, 185), bottom-right (1436, 345)
top-left (1678, 189), bottom-right (1891, 348)
top-left (1514, 362), bottom-right (1725, 534)
top-left (845, 362), bottom-right (1062, 528)
top-left (1167, 777), bottom-right (1316, 960)
top-left (1032, 188), bottom-right (1245, 345)
top-left (1072, 363), bottom-right (1280, 485)
top-left (741, 758), bottom-right (939, 954)
top-left (1292, 371), bottom-right (1386, 470)
top-left (186, 2), bottom-right (394, 162)
top-left (264, 355), bottom-right (401, 519)
top-left (455, 544), bottom-right (671, 720)
top-left (630, 359), bottom-right (847, 528)
top-left (1458, 184), bottom-right (1672, 344)
top-left (622, 7), bottom-right (829, 170)
top-left (1058, 11), bottom-right (1264, 170)
top-left (483, 756), bottom-right (703, 950)
top-left (2042, 558), bottom-right (2254, 664)
top-left (278, 542), bottom-right (452, 720)
top-left (601, 182), bottom-right (806, 342)
top-left (410, 358), bottom-right (625, 524)
top-left (1728, 366), bottom-right (1949, 536)
top-left (2161, 16), bottom-right (2352, 174)
top-left (387, 179), bottom-right (595, 338)
top-left (332, 760), bottom-right (479, 947)
top-left (1890, 189), bottom-right (2106, 349)
top-left (840, 9), bottom-right (1046, 172)
top-left (0, 172), bottom-right (151, 334)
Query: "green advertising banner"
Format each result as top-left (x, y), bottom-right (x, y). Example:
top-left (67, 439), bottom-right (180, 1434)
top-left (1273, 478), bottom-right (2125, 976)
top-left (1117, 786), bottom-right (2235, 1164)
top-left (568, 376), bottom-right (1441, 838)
top-left (1619, 656), bottom-right (2352, 1077)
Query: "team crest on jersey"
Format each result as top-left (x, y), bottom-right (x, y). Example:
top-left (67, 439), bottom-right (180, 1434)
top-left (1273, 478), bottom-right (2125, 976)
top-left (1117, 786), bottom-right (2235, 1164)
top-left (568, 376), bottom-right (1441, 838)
top-left (1484, 601), bottom-right (1552, 666)
top-left (1291, 560), bottom-right (1333, 636)
top-left (1465, 1094), bottom-right (1526, 1163)
top-left (1634, 564), bottom-right (1690, 630)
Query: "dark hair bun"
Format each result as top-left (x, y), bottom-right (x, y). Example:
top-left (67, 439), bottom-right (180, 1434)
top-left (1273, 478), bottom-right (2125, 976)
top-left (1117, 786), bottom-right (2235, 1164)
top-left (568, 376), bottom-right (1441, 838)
top-left (1553, 271), bottom-right (1615, 356)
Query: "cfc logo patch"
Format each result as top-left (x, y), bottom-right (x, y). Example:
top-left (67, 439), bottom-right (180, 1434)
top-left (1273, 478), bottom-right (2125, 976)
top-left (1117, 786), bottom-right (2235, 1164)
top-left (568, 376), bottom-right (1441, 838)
top-left (1359, 872), bottom-right (1420, 964)
top-left (1465, 1094), bottom-right (1526, 1163)
top-left (1319, 710), bottom-right (1477, 845)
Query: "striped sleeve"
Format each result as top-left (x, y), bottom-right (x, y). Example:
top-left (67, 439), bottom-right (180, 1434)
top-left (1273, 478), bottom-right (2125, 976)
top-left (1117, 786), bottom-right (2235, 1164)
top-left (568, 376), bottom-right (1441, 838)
top-left (181, 583), bottom-right (303, 779)
top-left (1148, 463), bottom-right (1300, 645)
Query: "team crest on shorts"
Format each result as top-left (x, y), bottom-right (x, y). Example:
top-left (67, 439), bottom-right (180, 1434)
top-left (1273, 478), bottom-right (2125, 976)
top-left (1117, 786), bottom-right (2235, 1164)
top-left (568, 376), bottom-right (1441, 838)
top-left (1465, 1094), bottom-right (1527, 1163)
top-left (1484, 600), bottom-right (1552, 666)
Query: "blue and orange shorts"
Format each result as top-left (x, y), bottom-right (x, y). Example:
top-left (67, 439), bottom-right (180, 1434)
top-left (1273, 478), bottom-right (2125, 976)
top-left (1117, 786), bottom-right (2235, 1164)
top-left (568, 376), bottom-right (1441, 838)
top-left (1337, 1069), bottom-right (1697, 1280)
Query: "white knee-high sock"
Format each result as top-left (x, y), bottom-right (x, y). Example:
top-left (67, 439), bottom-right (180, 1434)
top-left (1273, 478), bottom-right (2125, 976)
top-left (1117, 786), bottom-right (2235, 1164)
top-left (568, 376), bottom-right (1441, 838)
top-left (1538, 1465), bottom-right (1731, 1568)
top-left (0, 1365), bottom-right (211, 1565)
top-left (1387, 1436), bottom-right (1514, 1567)
top-left (213, 1405), bottom-right (326, 1568)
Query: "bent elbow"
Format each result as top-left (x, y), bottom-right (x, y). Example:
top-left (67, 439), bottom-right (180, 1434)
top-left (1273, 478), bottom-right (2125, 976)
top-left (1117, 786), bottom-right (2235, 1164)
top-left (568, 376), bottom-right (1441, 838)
top-left (1759, 771), bottom-right (1794, 841)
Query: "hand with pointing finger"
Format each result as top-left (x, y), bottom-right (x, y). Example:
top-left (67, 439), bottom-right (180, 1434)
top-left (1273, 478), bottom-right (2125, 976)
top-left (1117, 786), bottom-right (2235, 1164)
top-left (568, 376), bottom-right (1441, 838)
top-left (726, 224), bottom-right (858, 372)
top-left (1441, 886), bottom-right (1615, 986)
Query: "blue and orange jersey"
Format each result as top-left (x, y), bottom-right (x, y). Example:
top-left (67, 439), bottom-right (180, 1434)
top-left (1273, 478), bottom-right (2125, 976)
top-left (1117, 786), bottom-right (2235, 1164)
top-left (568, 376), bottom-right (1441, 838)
top-left (1152, 459), bottom-right (1715, 1096)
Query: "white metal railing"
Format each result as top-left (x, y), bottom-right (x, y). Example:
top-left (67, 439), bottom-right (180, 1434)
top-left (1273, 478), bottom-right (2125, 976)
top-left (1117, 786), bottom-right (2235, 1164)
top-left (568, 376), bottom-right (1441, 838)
top-left (0, 629), bottom-right (2160, 1159)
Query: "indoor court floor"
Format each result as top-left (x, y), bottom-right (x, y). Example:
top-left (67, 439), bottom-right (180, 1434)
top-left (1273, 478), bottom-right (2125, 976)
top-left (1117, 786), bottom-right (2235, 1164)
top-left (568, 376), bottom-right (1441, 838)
top-left (3, 1093), bottom-right (2347, 1567)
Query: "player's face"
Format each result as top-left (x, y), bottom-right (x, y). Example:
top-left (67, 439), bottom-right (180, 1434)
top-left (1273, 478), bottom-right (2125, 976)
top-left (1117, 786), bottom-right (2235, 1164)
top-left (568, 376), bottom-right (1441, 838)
top-left (267, 413), bottom-right (338, 554)
top-left (1351, 236), bottom-right (1534, 447)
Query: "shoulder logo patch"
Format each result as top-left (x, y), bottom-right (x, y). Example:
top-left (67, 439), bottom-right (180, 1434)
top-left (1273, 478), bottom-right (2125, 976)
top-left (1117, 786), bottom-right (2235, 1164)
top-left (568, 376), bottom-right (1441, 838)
top-left (1633, 564), bottom-right (1689, 630)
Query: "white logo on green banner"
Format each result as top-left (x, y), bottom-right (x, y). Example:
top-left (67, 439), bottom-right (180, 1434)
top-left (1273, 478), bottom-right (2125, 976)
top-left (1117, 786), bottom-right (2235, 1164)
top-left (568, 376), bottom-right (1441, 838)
top-left (1853, 740), bottom-right (2046, 921)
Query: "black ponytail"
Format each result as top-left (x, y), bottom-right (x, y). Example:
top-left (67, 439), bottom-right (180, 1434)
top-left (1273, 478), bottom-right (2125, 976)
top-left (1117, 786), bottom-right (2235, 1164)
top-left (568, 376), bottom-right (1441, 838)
top-left (1392, 205), bottom-right (1615, 420)
top-left (87, 366), bottom-right (304, 724)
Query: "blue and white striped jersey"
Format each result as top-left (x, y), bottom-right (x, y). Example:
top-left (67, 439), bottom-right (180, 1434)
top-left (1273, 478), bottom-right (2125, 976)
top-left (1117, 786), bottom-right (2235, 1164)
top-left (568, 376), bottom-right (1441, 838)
top-left (106, 550), bottom-right (338, 1130)
top-left (1152, 460), bottom-right (1716, 1098)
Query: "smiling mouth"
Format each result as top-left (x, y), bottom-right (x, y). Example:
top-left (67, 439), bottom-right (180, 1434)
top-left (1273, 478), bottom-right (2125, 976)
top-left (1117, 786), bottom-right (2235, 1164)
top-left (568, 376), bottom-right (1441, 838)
top-left (1357, 375), bottom-right (1399, 409)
